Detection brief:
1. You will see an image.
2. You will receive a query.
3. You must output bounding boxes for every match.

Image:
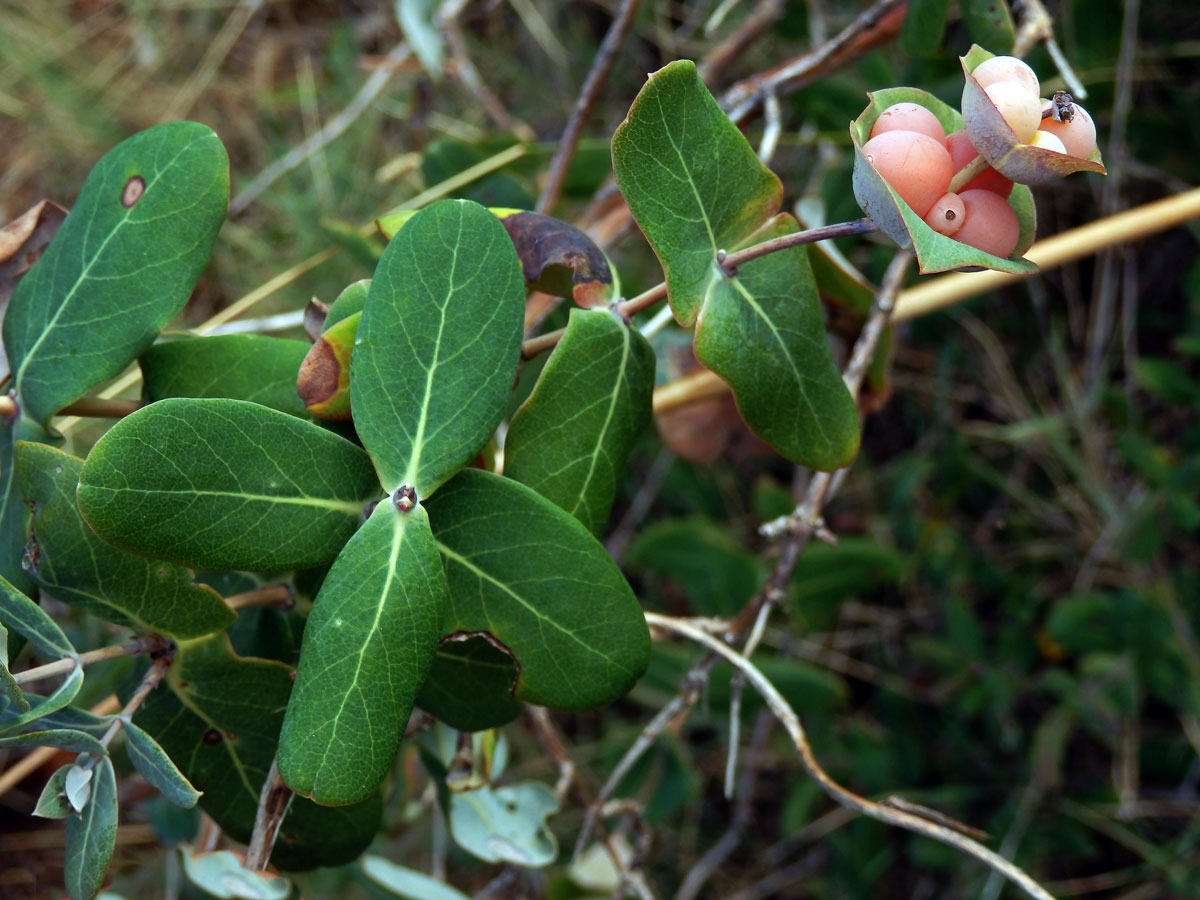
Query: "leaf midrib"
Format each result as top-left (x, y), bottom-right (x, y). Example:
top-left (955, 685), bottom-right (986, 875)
top-left (78, 484), bottom-right (367, 515)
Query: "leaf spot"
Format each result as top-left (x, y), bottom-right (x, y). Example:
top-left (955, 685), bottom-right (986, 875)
top-left (121, 175), bottom-right (146, 208)
top-left (202, 729), bottom-right (222, 744)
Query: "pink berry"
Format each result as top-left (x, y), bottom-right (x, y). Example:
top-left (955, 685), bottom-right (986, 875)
top-left (861, 130), bottom-right (954, 218)
top-left (870, 103), bottom-right (947, 145)
top-left (923, 192), bottom-right (966, 236)
top-left (1037, 103), bottom-right (1097, 159)
top-left (954, 190), bottom-right (1020, 257)
top-left (984, 81), bottom-right (1042, 143)
top-left (970, 56), bottom-right (1040, 98)
top-left (946, 131), bottom-right (1013, 196)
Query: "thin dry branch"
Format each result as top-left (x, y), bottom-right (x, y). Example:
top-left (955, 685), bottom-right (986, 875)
top-left (720, 0), bottom-right (906, 123)
top-left (536, 0), bottom-right (641, 215)
top-left (645, 612), bottom-right (1058, 900)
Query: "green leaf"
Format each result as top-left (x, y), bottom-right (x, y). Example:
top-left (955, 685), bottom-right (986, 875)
top-left (505, 308), bottom-right (654, 536)
top-left (325, 278), bottom-right (371, 330)
top-left (124, 721), bottom-right (202, 807)
top-left (0, 620), bottom-right (29, 714)
top-left (0, 421), bottom-right (36, 594)
top-left (417, 636), bottom-right (523, 731)
top-left (16, 443), bottom-right (235, 639)
top-left (140, 335), bottom-right (311, 418)
top-left (77, 398), bottom-right (381, 571)
top-left (448, 780), bottom-right (558, 866)
top-left (278, 502), bottom-right (446, 805)
top-left (960, 0), bottom-right (1015, 54)
top-left (850, 87), bottom-right (1039, 275)
top-left (0, 574), bottom-right (74, 659)
top-left (361, 856), bottom-right (472, 900)
top-left (34, 763), bottom-right (76, 818)
top-left (181, 850), bottom-right (291, 900)
top-left (4, 121), bottom-right (228, 428)
top-left (426, 469), bottom-right (650, 710)
top-left (693, 214), bottom-right (860, 470)
top-left (133, 634), bottom-right (383, 870)
top-left (900, 0), bottom-right (951, 56)
top-left (65, 755), bottom-right (117, 900)
top-left (8, 700), bottom-right (114, 737)
top-left (396, 0), bottom-right (443, 77)
top-left (1, 663), bottom-right (83, 735)
top-left (0, 728), bottom-right (106, 755)
top-left (352, 199), bottom-right (525, 497)
top-left (612, 60), bottom-right (782, 325)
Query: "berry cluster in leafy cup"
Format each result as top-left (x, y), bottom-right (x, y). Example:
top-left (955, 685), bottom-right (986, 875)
top-left (851, 46), bottom-right (1105, 274)
top-left (861, 101), bottom-right (1022, 257)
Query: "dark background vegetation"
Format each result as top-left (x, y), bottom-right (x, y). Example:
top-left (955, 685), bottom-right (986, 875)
top-left (1, 1), bottom-right (1198, 898)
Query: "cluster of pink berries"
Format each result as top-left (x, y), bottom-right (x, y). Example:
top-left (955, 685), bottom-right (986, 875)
top-left (860, 56), bottom-right (1097, 259)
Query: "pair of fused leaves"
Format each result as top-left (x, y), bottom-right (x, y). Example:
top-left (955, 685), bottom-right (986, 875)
top-left (78, 200), bottom-right (651, 806)
top-left (612, 60), bottom-right (859, 472)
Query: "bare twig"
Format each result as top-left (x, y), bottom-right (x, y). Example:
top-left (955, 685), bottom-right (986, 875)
top-left (223, 584), bottom-right (294, 613)
top-left (14, 635), bottom-right (169, 686)
top-left (720, 0), bottom-right (906, 124)
top-left (697, 0), bottom-right (786, 87)
top-left (575, 657), bottom-right (718, 856)
top-left (93, 649), bottom-right (175, 758)
top-left (246, 756), bottom-right (293, 871)
top-left (229, 42), bottom-right (411, 216)
top-left (645, 612), bottom-right (1058, 900)
top-left (676, 712), bottom-right (773, 900)
top-left (526, 706), bottom-right (576, 806)
top-left (536, 0), bottom-right (641, 215)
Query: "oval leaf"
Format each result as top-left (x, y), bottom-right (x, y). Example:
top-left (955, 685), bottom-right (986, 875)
top-left (4, 121), bottom-right (228, 427)
top-left (0, 573), bottom-right (74, 659)
top-left (361, 856), bottom-right (473, 900)
top-left (694, 215), bottom-right (861, 470)
top-left (612, 60), bottom-right (782, 325)
top-left (425, 469), bottom-right (650, 711)
top-left (34, 763), bottom-right (75, 819)
top-left (140, 335), bottom-right (312, 418)
top-left (125, 720), bottom-right (202, 807)
top-left (505, 308), bottom-right (654, 536)
top-left (65, 755), bottom-right (117, 900)
top-left (181, 850), bottom-right (291, 900)
top-left (133, 633), bottom-right (383, 870)
top-left (448, 781), bottom-right (558, 867)
top-left (417, 636), bottom-right (524, 732)
top-left (77, 398), bottom-right (381, 571)
top-left (16, 442), bottom-right (235, 639)
top-left (352, 199), bottom-right (525, 497)
top-left (0, 728), bottom-right (106, 755)
top-left (278, 502), bottom-right (446, 806)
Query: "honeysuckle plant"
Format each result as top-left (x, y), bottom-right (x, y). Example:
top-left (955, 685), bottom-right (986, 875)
top-left (0, 42), bottom-right (1108, 900)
